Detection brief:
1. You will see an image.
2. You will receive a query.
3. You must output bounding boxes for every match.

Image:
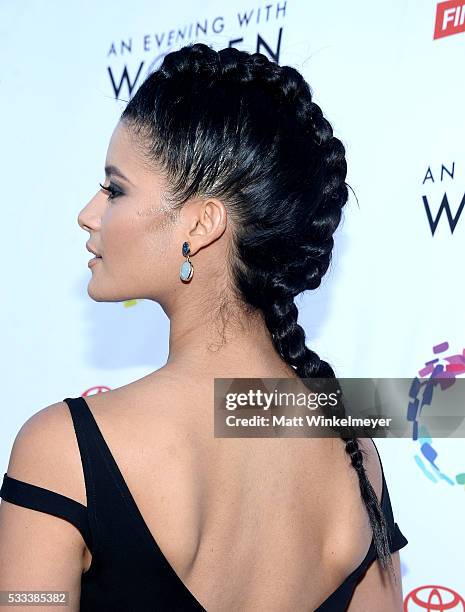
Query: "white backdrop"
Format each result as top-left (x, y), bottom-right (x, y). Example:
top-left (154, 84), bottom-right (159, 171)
top-left (1, 0), bottom-right (464, 607)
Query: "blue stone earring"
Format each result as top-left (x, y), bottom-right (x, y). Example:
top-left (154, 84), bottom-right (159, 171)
top-left (180, 241), bottom-right (194, 282)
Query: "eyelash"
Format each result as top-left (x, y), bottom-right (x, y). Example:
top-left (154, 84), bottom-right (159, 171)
top-left (99, 182), bottom-right (121, 201)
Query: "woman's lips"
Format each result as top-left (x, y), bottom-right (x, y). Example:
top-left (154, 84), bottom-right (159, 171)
top-left (88, 256), bottom-right (102, 268)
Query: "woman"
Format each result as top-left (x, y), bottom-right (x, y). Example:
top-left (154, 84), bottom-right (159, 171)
top-left (0, 43), bottom-right (407, 610)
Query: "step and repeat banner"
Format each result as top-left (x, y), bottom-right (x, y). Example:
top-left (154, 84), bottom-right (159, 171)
top-left (1, 0), bottom-right (464, 608)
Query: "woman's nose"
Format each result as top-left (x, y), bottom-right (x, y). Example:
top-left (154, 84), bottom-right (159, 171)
top-left (77, 193), bottom-right (102, 232)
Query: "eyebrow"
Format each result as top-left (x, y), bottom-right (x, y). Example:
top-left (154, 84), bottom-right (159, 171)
top-left (105, 164), bottom-right (133, 185)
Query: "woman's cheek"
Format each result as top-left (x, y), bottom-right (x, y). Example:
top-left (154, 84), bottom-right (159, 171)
top-left (107, 206), bottom-right (136, 239)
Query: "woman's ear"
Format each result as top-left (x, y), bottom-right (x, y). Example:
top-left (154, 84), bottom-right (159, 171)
top-left (182, 197), bottom-right (227, 254)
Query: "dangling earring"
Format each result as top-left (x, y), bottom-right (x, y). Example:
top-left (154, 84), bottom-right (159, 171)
top-left (179, 241), bottom-right (194, 282)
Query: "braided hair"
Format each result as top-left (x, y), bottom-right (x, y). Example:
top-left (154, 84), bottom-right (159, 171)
top-left (120, 42), bottom-right (394, 575)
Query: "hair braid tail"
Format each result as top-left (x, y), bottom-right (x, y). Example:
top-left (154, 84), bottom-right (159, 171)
top-left (263, 295), bottom-right (395, 576)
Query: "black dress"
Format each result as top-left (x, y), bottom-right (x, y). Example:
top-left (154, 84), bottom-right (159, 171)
top-left (0, 396), bottom-right (408, 611)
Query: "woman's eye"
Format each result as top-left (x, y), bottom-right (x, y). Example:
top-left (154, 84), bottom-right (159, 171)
top-left (99, 182), bottom-right (121, 201)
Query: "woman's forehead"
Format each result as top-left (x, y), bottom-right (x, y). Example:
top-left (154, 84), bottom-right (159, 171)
top-left (105, 123), bottom-right (148, 184)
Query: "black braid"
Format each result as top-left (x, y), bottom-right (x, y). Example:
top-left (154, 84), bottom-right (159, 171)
top-left (120, 42), bottom-right (395, 577)
top-left (262, 297), bottom-right (393, 575)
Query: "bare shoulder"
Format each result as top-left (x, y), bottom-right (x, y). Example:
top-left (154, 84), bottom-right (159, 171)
top-left (0, 402), bottom-right (86, 603)
top-left (86, 372), bottom-right (211, 439)
top-left (5, 400), bottom-right (86, 506)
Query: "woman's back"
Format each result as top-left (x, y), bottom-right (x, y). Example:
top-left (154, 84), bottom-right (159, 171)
top-left (0, 371), bottom-right (405, 610)
top-left (83, 379), bottom-right (376, 609)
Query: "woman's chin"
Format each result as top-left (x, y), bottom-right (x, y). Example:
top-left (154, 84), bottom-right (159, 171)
top-left (87, 286), bottom-right (108, 302)
top-left (87, 280), bottom-right (114, 302)
top-left (87, 282), bottom-right (139, 303)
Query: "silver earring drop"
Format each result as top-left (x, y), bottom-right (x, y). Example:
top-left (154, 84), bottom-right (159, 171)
top-left (180, 241), bottom-right (194, 282)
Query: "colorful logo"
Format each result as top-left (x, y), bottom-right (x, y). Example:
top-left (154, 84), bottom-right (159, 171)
top-left (411, 342), bottom-right (465, 489)
top-left (404, 584), bottom-right (465, 610)
top-left (434, 1), bottom-right (465, 40)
